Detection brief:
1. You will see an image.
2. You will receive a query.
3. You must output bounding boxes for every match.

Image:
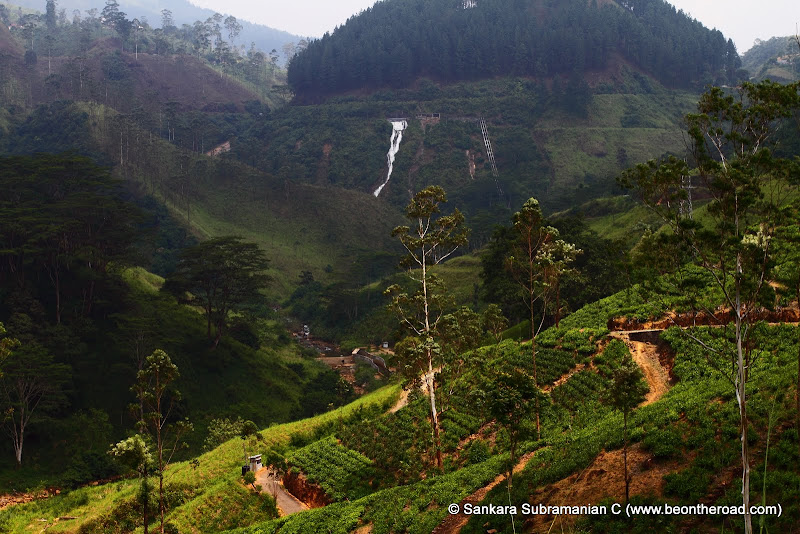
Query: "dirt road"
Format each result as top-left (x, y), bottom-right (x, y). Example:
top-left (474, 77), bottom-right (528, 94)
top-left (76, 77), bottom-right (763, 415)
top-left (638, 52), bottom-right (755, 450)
top-left (609, 330), bottom-right (671, 405)
top-left (255, 468), bottom-right (308, 516)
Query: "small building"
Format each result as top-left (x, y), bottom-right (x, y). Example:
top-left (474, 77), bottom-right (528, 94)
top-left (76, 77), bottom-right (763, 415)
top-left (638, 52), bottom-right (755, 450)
top-left (249, 454), bottom-right (262, 473)
top-left (382, 341), bottom-right (389, 349)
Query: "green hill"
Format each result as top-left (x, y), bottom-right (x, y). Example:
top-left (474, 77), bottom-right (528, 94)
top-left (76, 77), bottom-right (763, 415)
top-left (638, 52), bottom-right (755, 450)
top-left (4, 8), bottom-right (799, 533)
top-left (742, 36), bottom-right (800, 82)
top-left (288, 0), bottom-right (741, 100)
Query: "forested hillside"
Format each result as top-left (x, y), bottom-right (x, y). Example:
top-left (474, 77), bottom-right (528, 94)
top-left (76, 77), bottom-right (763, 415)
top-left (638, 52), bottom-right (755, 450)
top-left (0, 1), bottom-right (374, 491)
top-left (288, 0), bottom-right (743, 100)
top-left (0, 152), bottom-right (361, 491)
top-left (742, 35), bottom-right (800, 82)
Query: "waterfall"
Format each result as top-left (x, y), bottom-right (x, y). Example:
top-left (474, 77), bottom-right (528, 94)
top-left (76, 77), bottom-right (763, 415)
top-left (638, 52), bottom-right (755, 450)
top-left (373, 120), bottom-right (408, 197)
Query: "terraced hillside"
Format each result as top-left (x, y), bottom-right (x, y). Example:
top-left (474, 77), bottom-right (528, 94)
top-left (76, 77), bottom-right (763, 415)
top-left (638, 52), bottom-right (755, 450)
top-left (4, 279), bottom-right (797, 533)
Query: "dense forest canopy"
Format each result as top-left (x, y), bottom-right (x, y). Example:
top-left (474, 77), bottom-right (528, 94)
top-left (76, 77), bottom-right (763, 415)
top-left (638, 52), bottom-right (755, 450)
top-left (288, 0), bottom-right (743, 100)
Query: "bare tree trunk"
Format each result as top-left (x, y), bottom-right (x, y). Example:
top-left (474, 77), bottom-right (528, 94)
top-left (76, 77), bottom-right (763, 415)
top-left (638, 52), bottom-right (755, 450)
top-left (143, 478), bottom-right (150, 534)
top-left (159, 467), bottom-right (164, 534)
top-left (212, 328), bottom-right (222, 350)
top-left (426, 360), bottom-right (442, 469)
top-left (14, 428), bottom-right (23, 467)
top-left (422, 254), bottom-right (443, 469)
top-left (623, 410), bottom-right (629, 504)
top-left (508, 436), bottom-right (516, 491)
top-left (158, 419), bottom-right (166, 533)
top-left (530, 290), bottom-right (540, 439)
top-left (735, 282), bottom-right (752, 534)
top-left (54, 273), bottom-right (61, 325)
top-left (796, 284), bottom-right (800, 458)
top-left (554, 279), bottom-right (562, 328)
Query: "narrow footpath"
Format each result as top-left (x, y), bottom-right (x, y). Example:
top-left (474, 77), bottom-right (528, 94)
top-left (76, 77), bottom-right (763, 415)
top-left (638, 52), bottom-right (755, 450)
top-left (432, 450), bottom-right (539, 534)
top-left (389, 367), bottom-right (438, 413)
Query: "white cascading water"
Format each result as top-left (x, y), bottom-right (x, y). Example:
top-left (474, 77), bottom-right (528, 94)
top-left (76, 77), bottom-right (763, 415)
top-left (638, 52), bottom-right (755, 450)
top-left (373, 120), bottom-right (408, 197)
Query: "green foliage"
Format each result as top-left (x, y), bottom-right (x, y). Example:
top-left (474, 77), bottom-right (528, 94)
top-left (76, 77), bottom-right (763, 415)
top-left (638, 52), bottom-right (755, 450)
top-left (477, 345), bottom-right (539, 483)
top-left (132, 349), bottom-right (192, 532)
top-left (109, 434), bottom-right (153, 476)
top-left (163, 236), bottom-right (271, 347)
top-left (298, 368), bottom-right (356, 418)
top-left (0, 322), bottom-right (18, 374)
top-left (337, 397), bottom-right (433, 484)
top-left (481, 304), bottom-right (507, 343)
top-left (465, 439), bottom-right (491, 465)
top-left (6, 102), bottom-right (101, 157)
top-left (286, 436), bottom-right (375, 501)
top-left (77, 482), bottom-right (196, 534)
top-left (354, 362), bottom-right (384, 392)
top-left (550, 369), bottom-right (607, 410)
top-left (507, 197), bottom-right (580, 335)
top-left (556, 281), bottom-right (688, 330)
top-left (664, 466), bottom-right (711, 501)
top-left (484, 208), bottom-right (614, 329)
top-left (0, 152), bottom-right (141, 321)
top-left (205, 417), bottom-right (248, 451)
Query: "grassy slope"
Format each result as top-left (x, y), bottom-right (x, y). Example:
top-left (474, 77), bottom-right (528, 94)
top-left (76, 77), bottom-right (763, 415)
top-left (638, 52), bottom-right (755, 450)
top-left (73, 100), bottom-right (402, 298)
top-left (0, 386), bottom-right (401, 533)
top-left (533, 91), bottom-right (696, 200)
top-left (162, 187), bottom-right (401, 298)
top-left (429, 254), bottom-right (483, 308)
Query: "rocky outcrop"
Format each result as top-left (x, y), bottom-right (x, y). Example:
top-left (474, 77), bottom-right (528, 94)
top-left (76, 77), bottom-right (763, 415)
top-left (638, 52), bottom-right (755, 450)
top-left (282, 469), bottom-right (331, 509)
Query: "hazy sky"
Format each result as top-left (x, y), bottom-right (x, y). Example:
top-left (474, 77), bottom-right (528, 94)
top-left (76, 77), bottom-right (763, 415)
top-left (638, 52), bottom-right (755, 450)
top-left (189, 0), bottom-right (799, 53)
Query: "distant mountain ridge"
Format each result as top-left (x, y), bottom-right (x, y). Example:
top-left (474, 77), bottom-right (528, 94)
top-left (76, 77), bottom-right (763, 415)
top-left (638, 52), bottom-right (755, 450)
top-left (6, 0), bottom-right (303, 56)
top-left (288, 0), bottom-right (743, 101)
